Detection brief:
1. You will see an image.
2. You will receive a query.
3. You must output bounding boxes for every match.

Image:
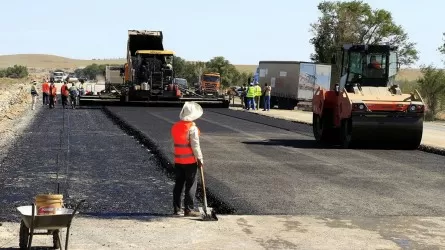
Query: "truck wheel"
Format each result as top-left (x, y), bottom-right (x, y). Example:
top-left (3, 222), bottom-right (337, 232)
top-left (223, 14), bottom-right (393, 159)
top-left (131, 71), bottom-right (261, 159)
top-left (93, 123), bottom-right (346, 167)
top-left (340, 119), bottom-right (352, 149)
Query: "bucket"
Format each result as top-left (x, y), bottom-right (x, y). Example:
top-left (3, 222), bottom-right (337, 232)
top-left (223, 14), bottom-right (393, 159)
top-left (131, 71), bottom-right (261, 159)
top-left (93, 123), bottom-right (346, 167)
top-left (35, 194), bottom-right (64, 215)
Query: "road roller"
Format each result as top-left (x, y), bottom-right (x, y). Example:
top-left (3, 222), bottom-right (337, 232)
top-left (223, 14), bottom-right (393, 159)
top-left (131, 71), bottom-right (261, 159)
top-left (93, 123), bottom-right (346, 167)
top-left (312, 44), bottom-right (425, 149)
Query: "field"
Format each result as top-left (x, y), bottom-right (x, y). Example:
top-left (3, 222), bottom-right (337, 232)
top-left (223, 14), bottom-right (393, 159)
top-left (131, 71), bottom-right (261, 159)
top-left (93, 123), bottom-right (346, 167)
top-left (0, 54), bottom-right (423, 80)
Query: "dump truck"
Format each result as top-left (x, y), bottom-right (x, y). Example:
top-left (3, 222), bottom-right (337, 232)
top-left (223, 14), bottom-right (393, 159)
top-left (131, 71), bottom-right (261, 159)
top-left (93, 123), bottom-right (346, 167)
top-left (256, 61), bottom-right (332, 109)
top-left (80, 30), bottom-right (229, 107)
top-left (312, 44), bottom-right (425, 149)
top-left (197, 72), bottom-right (222, 97)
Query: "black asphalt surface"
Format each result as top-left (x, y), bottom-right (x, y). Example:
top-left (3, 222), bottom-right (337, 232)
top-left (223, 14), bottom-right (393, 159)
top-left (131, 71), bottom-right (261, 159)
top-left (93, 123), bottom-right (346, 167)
top-left (0, 106), bottom-right (174, 222)
top-left (106, 106), bottom-right (445, 216)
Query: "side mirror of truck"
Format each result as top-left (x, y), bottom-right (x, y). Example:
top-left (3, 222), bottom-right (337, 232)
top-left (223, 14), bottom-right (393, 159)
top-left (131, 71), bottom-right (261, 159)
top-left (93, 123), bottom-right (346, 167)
top-left (334, 84), bottom-right (340, 96)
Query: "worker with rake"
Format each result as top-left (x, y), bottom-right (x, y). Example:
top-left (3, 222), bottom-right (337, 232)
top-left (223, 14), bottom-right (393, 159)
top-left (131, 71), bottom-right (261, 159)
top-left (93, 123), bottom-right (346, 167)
top-left (171, 101), bottom-right (204, 217)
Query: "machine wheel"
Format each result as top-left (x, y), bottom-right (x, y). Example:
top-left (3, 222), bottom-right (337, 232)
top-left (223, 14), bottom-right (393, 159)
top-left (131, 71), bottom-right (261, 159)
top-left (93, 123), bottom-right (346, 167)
top-left (402, 128), bottom-right (423, 150)
top-left (340, 118), bottom-right (353, 149)
top-left (19, 220), bottom-right (29, 249)
top-left (53, 230), bottom-right (61, 249)
top-left (313, 114), bottom-right (324, 142)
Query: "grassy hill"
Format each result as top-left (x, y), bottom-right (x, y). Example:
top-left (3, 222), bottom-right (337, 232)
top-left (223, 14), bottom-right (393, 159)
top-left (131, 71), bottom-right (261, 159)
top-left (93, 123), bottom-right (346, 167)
top-left (0, 54), bottom-right (422, 80)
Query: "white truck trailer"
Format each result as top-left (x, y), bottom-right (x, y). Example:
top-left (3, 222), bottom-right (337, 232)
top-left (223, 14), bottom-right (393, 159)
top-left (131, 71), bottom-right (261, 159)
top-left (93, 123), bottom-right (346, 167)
top-left (256, 61), bottom-right (332, 110)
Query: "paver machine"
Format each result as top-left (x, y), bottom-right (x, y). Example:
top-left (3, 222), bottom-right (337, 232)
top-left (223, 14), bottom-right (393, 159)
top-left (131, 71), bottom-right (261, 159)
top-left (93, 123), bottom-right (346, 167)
top-left (79, 30), bottom-right (230, 107)
top-left (312, 44), bottom-right (425, 149)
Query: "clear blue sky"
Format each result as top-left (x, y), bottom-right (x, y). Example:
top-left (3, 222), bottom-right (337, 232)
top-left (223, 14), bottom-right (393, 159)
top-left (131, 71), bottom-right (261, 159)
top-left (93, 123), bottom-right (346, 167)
top-left (0, 0), bottom-right (443, 67)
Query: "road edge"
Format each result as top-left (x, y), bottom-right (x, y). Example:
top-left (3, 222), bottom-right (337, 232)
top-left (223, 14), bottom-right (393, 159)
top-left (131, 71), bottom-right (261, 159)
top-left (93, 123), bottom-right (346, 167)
top-left (229, 108), bottom-right (445, 156)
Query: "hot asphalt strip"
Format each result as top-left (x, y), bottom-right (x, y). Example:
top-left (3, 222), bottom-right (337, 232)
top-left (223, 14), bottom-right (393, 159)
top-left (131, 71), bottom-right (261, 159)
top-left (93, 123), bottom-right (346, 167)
top-left (104, 106), bottom-right (445, 217)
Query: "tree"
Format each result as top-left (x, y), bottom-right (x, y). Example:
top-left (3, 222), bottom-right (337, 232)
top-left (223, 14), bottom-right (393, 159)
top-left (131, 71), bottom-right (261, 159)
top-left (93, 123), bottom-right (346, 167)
top-left (310, 1), bottom-right (418, 66)
top-left (417, 65), bottom-right (445, 120)
top-left (206, 56), bottom-right (240, 87)
top-left (0, 65), bottom-right (28, 78)
top-left (439, 32), bottom-right (445, 61)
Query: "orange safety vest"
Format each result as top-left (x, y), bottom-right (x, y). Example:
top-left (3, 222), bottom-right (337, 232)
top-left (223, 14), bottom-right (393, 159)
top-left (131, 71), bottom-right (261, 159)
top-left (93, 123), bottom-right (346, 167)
top-left (50, 85), bottom-right (57, 96)
top-left (171, 121), bottom-right (201, 164)
top-left (42, 82), bottom-right (50, 94)
top-left (61, 85), bottom-right (69, 96)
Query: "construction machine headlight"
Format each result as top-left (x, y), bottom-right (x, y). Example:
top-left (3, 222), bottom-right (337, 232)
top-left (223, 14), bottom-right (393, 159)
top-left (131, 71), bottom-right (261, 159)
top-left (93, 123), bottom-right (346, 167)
top-left (352, 103), bottom-right (367, 112)
top-left (408, 104), bottom-right (424, 113)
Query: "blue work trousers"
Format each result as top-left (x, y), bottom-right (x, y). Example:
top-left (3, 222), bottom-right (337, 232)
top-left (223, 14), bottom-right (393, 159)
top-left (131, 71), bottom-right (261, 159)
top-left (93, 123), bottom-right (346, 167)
top-left (247, 97), bottom-right (255, 110)
top-left (264, 96), bottom-right (270, 110)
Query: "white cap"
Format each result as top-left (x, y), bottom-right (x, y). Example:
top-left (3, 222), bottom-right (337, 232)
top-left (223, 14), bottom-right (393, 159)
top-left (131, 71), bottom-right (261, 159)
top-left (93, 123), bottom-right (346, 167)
top-left (179, 101), bottom-right (203, 121)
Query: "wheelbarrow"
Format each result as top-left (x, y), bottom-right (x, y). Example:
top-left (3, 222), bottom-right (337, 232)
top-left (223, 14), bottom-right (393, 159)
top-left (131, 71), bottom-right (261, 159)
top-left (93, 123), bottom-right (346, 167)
top-left (17, 199), bottom-right (85, 250)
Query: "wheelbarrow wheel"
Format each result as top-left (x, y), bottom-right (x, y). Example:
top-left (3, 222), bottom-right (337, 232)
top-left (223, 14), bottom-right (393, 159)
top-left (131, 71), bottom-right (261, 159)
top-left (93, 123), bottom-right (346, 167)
top-left (19, 220), bottom-right (29, 249)
top-left (53, 230), bottom-right (61, 249)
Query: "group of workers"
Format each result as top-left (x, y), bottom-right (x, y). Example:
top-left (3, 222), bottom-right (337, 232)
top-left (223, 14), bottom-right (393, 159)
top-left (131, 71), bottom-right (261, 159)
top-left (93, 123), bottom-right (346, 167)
top-left (31, 79), bottom-right (84, 110)
top-left (240, 82), bottom-right (272, 111)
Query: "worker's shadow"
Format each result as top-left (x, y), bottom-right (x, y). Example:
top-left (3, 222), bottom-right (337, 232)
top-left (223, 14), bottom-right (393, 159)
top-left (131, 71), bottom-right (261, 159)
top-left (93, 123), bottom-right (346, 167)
top-left (242, 139), bottom-right (335, 149)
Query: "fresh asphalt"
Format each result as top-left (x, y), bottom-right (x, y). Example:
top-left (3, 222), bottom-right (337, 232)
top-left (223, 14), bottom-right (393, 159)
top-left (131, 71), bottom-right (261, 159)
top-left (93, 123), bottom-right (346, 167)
top-left (0, 106), bottom-right (174, 222)
top-left (106, 106), bottom-right (445, 216)
top-left (1, 105), bottom-right (444, 222)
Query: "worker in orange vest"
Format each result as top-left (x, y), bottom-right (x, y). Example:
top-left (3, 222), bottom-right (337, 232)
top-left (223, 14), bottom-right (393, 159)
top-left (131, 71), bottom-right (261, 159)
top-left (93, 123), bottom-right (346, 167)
top-left (41, 79), bottom-right (50, 105)
top-left (49, 82), bottom-right (57, 109)
top-left (60, 82), bottom-right (70, 109)
top-left (171, 101), bottom-right (204, 217)
top-left (368, 56), bottom-right (382, 69)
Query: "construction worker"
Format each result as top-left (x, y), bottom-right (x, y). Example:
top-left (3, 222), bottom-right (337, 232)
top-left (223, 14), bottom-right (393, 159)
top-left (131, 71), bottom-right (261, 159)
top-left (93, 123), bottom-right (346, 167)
top-left (69, 83), bottom-right (79, 109)
top-left (171, 101), bottom-right (204, 217)
top-left (254, 82), bottom-right (262, 109)
top-left (30, 81), bottom-right (38, 110)
top-left (49, 82), bottom-right (57, 109)
top-left (246, 83), bottom-right (256, 110)
top-left (240, 84), bottom-right (246, 109)
top-left (41, 79), bottom-right (49, 105)
top-left (263, 83), bottom-right (272, 111)
top-left (60, 82), bottom-right (69, 109)
top-left (368, 56), bottom-right (381, 69)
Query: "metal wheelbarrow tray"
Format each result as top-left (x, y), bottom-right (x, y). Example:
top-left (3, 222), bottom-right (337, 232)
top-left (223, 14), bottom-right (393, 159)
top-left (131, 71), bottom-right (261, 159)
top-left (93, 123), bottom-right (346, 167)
top-left (16, 199), bottom-right (84, 250)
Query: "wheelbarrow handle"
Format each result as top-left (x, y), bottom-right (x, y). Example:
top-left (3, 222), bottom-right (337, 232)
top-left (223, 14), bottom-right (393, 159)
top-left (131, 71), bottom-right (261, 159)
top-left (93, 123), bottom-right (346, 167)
top-left (72, 199), bottom-right (86, 216)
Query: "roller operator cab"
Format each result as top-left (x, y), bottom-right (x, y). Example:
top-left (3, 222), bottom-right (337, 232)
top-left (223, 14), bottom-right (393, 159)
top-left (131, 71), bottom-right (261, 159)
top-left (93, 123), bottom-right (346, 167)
top-left (312, 44), bottom-right (425, 149)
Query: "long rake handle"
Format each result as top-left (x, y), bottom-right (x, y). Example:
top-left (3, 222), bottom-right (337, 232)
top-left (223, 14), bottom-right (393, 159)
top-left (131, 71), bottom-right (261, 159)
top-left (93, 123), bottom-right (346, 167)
top-left (199, 166), bottom-right (208, 208)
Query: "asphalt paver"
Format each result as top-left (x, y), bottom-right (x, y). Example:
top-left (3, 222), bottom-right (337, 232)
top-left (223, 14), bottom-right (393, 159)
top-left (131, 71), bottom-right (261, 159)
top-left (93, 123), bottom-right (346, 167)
top-left (106, 106), bottom-right (445, 216)
top-left (0, 106), bottom-right (174, 222)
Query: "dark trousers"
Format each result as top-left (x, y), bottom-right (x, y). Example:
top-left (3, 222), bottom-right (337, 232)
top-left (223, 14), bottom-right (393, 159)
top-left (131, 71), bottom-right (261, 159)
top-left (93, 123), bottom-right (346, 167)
top-left (173, 163), bottom-right (198, 211)
top-left (61, 95), bottom-right (68, 108)
top-left (49, 95), bottom-right (56, 108)
top-left (42, 93), bottom-right (49, 105)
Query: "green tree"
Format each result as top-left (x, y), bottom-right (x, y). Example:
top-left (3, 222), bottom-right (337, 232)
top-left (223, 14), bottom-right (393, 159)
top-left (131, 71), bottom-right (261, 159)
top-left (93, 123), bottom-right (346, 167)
top-left (417, 65), bottom-right (445, 120)
top-left (439, 32), bottom-right (445, 57)
top-left (173, 56), bottom-right (187, 78)
top-left (205, 56), bottom-right (239, 87)
top-left (310, 0), bottom-right (418, 66)
top-left (1, 65), bottom-right (29, 78)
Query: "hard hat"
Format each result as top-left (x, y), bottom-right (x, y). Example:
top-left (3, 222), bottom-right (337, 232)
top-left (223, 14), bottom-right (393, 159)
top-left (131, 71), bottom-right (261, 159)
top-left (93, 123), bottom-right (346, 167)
top-left (179, 101), bottom-right (203, 121)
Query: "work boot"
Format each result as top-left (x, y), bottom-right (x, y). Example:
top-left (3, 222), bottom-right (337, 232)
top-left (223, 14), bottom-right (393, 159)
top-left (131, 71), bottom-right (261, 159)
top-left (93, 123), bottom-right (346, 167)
top-left (173, 207), bottom-right (182, 216)
top-left (184, 210), bottom-right (200, 217)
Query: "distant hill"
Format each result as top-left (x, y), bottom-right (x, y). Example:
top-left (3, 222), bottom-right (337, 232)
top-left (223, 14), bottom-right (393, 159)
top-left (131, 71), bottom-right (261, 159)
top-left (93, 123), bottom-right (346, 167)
top-left (0, 54), bottom-right (422, 80)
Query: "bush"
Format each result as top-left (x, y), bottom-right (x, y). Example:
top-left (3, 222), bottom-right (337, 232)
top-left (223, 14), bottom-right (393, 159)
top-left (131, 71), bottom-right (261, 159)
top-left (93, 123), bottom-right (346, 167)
top-left (0, 65), bottom-right (28, 78)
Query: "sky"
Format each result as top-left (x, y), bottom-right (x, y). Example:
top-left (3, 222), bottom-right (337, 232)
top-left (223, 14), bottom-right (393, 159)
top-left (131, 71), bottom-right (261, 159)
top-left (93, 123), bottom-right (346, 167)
top-left (0, 0), bottom-right (443, 67)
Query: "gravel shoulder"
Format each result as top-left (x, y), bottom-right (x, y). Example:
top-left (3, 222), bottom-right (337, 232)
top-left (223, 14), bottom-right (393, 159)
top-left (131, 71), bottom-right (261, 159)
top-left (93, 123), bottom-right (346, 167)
top-left (1, 215), bottom-right (444, 249)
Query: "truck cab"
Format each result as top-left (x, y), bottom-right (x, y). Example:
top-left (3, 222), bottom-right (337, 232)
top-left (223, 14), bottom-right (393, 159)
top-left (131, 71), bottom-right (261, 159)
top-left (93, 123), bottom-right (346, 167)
top-left (199, 73), bottom-right (221, 96)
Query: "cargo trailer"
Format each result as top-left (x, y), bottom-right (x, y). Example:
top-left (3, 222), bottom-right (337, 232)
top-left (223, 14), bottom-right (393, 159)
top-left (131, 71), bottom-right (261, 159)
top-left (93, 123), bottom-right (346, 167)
top-left (256, 61), bottom-right (332, 110)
